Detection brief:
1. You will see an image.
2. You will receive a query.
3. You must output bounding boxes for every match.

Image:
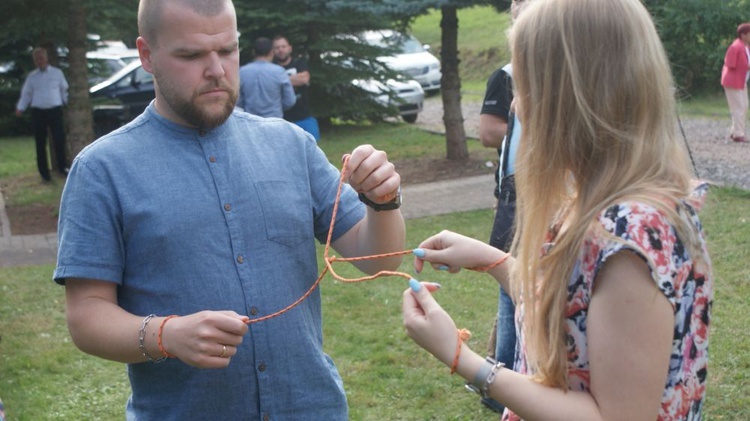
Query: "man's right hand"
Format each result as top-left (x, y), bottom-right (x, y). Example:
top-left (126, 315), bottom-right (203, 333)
top-left (160, 310), bottom-right (250, 368)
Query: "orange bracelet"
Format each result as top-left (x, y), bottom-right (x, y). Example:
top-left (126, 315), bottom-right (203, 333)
top-left (467, 253), bottom-right (511, 272)
top-left (157, 315), bottom-right (180, 359)
top-left (450, 328), bottom-right (472, 374)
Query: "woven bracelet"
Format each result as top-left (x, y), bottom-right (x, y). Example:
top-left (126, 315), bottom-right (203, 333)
top-left (157, 315), bottom-right (180, 359)
top-left (467, 253), bottom-right (511, 272)
top-left (450, 328), bottom-right (472, 374)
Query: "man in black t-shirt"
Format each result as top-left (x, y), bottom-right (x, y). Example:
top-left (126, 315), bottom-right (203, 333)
top-left (478, 63), bottom-right (518, 414)
top-left (272, 36), bottom-right (320, 141)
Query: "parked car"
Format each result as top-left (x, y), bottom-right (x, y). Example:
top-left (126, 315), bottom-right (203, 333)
top-left (89, 60), bottom-right (155, 137)
top-left (116, 49), bottom-right (141, 64)
top-left (58, 51), bottom-right (127, 86)
top-left (354, 78), bottom-right (424, 123)
top-left (85, 52), bottom-right (128, 85)
top-left (90, 60), bottom-right (423, 136)
top-left (362, 30), bottom-right (441, 94)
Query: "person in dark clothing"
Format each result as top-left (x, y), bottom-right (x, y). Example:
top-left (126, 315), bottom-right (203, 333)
top-left (273, 35), bottom-right (320, 141)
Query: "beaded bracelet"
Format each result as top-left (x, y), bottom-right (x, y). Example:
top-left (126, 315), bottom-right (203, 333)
top-left (139, 314), bottom-right (167, 363)
top-left (157, 315), bottom-right (180, 359)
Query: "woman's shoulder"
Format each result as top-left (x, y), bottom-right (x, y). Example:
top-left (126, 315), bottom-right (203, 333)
top-left (598, 181), bottom-right (709, 231)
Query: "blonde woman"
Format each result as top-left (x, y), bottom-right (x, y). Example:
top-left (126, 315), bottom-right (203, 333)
top-left (402, 0), bottom-right (713, 419)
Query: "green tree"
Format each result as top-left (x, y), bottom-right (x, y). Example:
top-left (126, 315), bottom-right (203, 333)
top-left (238, 0), bottom-right (509, 160)
top-left (644, 0), bottom-right (748, 93)
top-left (234, 0), bottom-right (412, 124)
top-left (0, 0), bottom-right (137, 148)
top-left (66, 0), bottom-right (94, 159)
top-left (408, 0), bottom-right (509, 160)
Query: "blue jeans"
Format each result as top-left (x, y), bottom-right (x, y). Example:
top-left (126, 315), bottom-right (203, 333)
top-left (292, 116), bottom-right (321, 142)
top-left (495, 288), bottom-right (516, 368)
top-left (481, 288), bottom-right (516, 413)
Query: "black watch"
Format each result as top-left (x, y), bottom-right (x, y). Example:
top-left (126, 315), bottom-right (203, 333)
top-left (358, 187), bottom-right (401, 211)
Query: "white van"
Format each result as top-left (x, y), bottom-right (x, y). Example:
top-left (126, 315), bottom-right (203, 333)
top-left (362, 30), bottom-right (441, 93)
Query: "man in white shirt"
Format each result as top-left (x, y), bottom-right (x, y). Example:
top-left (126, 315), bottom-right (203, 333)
top-left (16, 47), bottom-right (69, 181)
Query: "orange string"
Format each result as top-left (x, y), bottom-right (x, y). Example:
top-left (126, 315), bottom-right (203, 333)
top-left (450, 328), bottom-right (472, 374)
top-left (158, 315), bottom-right (179, 358)
top-left (245, 156), bottom-right (412, 325)
top-left (243, 156), bottom-right (509, 325)
top-left (467, 252), bottom-right (511, 272)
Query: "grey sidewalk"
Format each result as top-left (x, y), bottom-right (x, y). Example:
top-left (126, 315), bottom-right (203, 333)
top-left (0, 173), bottom-right (496, 268)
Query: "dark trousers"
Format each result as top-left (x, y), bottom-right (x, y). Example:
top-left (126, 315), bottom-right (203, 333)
top-left (482, 175), bottom-right (517, 414)
top-left (31, 106), bottom-right (67, 180)
top-left (489, 176), bottom-right (517, 369)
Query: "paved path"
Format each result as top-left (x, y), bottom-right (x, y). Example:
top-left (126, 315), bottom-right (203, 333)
top-left (0, 174), bottom-right (496, 268)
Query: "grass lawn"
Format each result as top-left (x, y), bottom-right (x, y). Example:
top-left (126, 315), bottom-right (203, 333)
top-left (1, 4), bottom-right (744, 418)
top-left (1, 187), bottom-right (748, 419)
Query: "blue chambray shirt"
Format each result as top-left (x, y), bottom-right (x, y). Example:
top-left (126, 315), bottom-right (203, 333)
top-left (54, 104), bottom-right (365, 420)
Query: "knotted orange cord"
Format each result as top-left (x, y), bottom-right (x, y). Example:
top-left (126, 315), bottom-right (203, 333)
top-left (244, 156), bottom-right (411, 325)
top-left (245, 156), bottom-right (507, 325)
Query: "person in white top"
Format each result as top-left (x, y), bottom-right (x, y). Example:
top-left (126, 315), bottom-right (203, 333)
top-left (16, 47), bottom-right (69, 181)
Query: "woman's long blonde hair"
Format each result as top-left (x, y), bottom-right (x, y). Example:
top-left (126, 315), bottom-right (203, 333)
top-left (508, 0), bottom-right (696, 388)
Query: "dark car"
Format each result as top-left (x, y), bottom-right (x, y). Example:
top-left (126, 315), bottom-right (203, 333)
top-left (90, 58), bottom-right (423, 137)
top-left (90, 60), bottom-right (155, 137)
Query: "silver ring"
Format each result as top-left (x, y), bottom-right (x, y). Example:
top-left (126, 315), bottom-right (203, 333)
top-left (220, 345), bottom-right (227, 358)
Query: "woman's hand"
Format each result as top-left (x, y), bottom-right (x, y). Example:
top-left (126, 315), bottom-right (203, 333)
top-left (402, 280), bottom-right (458, 366)
top-left (413, 230), bottom-right (506, 274)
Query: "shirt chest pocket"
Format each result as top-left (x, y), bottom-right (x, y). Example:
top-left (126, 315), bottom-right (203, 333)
top-left (255, 180), bottom-right (313, 247)
top-left (42, 77), bottom-right (61, 91)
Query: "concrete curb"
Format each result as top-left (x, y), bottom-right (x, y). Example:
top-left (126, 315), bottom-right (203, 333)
top-left (0, 187), bottom-right (11, 238)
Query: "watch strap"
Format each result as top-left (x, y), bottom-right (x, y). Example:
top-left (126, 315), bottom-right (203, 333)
top-left (465, 357), bottom-right (495, 398)
top-left (357, 186), bottom-right (401, 211)
top-left (465, 356), bottom-right (504, 399)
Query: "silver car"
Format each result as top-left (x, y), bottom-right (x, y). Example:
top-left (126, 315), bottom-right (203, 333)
top-left (354, 78), bottom-right (424, 123)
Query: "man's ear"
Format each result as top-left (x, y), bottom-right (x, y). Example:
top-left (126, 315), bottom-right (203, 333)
top-left (136, 37), bottom-right (154, 74)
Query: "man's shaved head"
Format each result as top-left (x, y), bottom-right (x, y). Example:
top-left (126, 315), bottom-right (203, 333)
top-left (138, 0), bottom-right (234, 45)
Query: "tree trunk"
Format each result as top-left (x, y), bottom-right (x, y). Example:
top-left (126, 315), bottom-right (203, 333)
top-left (440, 5), bottom-right (469, 161)
top-left (66, 0), bottom-right (95, 160)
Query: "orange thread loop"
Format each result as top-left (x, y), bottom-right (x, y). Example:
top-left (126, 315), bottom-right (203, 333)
top-left (244, 155), bottom-right (412, 325)
top-left (241, 155), bottom-right (511, 326)
top-left (467, 253), bottom-right (511, 272)
top-left (450, 328), bottom-right (472, 374)
top-left (157, 315), bottom-right (179, 358)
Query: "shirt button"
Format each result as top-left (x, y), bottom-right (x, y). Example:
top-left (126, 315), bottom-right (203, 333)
top-left (209, 156), bottom-right (217, 163)
top-left (263, 415), bottom-right (269, 421)
top-left (250, 307), bottom-right (259, 316)
top-left (237, 255), bottom-right (244, 264)
top-left (258, 363), bottom-right (267, 372)
top-left (224, 203), bottom-right (231, 211)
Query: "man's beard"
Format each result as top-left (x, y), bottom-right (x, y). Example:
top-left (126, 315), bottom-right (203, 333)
top-left (157, 75), bottom-right (239, 130)
top-left (274, 53), bottom-right (290, 64)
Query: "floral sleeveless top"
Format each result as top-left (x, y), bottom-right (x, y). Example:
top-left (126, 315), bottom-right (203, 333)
top-left (504, 184), bottom-right (713, 421)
